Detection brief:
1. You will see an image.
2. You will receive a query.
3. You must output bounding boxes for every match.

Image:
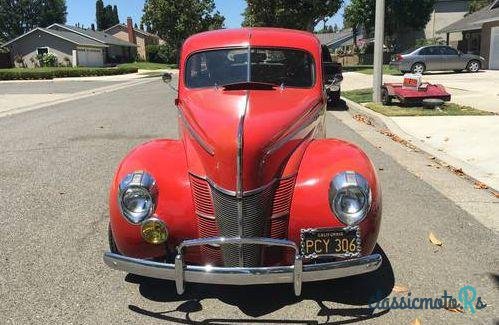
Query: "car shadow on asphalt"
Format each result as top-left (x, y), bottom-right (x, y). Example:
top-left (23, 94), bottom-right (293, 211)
top-left (125, 245), bottom-right (394, 324)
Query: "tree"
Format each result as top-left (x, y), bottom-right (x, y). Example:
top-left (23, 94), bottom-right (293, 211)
top-left (112, 5), bottom-right (119, 24)
top-left (142, 0), bottom-right (225, 62)
top-left (38, 0), bottom-right (67, 27)
top-left (0, 0), bottom-right (67, 42)
top-left (96, 1), bottom-right (119, 30)
top-left (344, 0), bottom-right (435, 41)
top-left (96, 0), bottom-right (105, 30)
top-left (242, 0), bottom-right (343, 31)
top-left (140, 22), bottom-right (144, 30)
top-left (469, 0), bottom-right (493, 13)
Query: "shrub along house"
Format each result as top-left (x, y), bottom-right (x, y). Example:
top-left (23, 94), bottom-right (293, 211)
top-left (2, 24), bottom-right (137, 68)
top-left (439, 0), bottom-right (499, 69)
top-left (105, 17), bottom-right (163, 61)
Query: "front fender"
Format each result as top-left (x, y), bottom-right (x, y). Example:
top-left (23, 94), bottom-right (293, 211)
top-left (109, 139), bottom-right (196, 258)
top-left (288, 139), bottom-right (382, 256)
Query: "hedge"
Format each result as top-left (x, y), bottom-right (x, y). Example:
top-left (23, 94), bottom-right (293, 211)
top-left (0, 67), bottom-right (138, 80)
top-left (342, 65), bottom-right (375, 72)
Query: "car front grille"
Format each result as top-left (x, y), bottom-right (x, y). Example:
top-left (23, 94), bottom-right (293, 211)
top-left (189, 174), bottom-right (296, 267)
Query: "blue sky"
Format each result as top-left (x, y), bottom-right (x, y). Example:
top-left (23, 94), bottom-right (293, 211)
top-left (66, 0), bottom-right (347, 30)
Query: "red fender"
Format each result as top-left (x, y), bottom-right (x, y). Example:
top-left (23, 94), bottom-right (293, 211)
top-left (109, 139), bottom-right (196, 258)
top-left (288, 139), bottom-right (382, 256)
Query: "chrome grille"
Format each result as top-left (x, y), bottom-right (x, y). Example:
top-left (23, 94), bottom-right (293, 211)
top-left (211, 185), bottom-right (274, 267)
top-left (190, 174), bottom-right (296, 267)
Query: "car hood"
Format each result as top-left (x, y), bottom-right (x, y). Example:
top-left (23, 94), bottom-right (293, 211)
top-left (179, 87), bottom-right (323, 192)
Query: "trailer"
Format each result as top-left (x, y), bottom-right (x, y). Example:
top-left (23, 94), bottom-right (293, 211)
top-left (381, 82), bottom-right (451, 106)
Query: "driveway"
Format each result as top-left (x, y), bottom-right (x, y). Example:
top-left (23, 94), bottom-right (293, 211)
top-left (342, 70), bottom-right (499, 113)
top-left (0, 78), bottom-right (496, 324)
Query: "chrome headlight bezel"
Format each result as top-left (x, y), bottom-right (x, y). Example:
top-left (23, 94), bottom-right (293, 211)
top-left (329, 171), bottom-right (372, 226)
top-left (118, 171), bottom-right (158, 224)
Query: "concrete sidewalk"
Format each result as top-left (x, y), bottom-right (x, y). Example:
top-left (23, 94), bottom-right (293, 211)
top-left (343, 98), bottom-right (499, 192)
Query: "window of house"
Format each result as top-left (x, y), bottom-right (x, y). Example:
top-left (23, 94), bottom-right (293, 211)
top-left (37, 47), bottom-right (49, 55)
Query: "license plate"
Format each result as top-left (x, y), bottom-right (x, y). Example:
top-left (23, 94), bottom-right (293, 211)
top-left (300, 227), bottom-right (360, 258)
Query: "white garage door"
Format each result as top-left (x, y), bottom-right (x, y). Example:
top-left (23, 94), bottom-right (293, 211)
top-left (77, 48), bottom-right (103, 67)
top-left (490, 27), bottom-right (499, 70)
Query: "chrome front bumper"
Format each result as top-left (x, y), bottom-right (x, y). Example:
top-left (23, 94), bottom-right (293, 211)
top-left (103, 237), bottom-right (382, 296)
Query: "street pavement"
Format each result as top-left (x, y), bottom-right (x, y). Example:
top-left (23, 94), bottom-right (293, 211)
top-left (0, 78), bottom-right (497, 324)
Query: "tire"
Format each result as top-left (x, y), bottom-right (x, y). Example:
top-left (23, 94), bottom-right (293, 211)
top-left (381, 88), bottom-right (391, 106)
top-left (330, 89), bottom-right (340, 103)
top-left (108, 223), bottom-right (120, 254)
top-left (467, 60), bottom-right (481, 73)
top-left (411, 62), bottom-right (425, 74)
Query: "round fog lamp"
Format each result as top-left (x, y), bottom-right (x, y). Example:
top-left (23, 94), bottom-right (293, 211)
top-left (141, 218), bottom-right (168, 244)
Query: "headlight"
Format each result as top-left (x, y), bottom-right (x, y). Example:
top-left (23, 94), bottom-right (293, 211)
top-left (118, 171), bottom-right (157, 224)
top-left (329, 171), bottom-right (371, 226)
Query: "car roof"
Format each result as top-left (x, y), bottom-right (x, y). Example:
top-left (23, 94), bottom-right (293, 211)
top-left (181, 28), bottom-right (321, 57)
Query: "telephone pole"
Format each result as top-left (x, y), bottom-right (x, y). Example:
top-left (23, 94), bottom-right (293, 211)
top-left (373, 0), bottom-right (385, 103)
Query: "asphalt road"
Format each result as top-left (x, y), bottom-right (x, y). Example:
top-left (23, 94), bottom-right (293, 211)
top-left (0, 78), bottom-right (497, 324)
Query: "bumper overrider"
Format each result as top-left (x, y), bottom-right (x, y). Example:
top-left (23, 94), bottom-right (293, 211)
top-left (103, 237), bottom-right (382, 296)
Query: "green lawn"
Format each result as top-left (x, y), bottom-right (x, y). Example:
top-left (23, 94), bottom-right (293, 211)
top-left (355, 65), bottom-right (402, 76)
top-left (343, 88), bottom-right (493, 116)
top-left (118, 62), bottom-right (177, 70)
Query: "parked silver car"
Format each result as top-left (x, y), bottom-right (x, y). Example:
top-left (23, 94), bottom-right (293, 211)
top-left (390, 45), bottom-right (485, 74)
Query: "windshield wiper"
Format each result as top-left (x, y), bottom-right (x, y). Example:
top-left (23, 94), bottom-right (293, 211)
top-left (222, 81), bottom-right (279, 91)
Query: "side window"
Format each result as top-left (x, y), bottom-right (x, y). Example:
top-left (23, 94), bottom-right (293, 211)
top-left (443, 47), bottom-right (458, 55)
top-left (419, 47), bottom-right (432, 55)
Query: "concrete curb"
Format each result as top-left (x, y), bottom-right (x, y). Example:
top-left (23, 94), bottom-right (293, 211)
top-left (0, 78), bottom-right (157, 119)
top-left (342, 97), bottom-right (498, 192)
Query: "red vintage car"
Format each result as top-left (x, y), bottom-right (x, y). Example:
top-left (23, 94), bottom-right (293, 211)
top-left (104, 28), bottom-right (382, 296)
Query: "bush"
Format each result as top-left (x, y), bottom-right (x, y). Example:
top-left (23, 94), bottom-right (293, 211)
top-left (146, 44), bottom-right (178, 64)
top-left (37, 53), bottom-right (58, 67)
top-left (0, 67), bottom-right (138, 80)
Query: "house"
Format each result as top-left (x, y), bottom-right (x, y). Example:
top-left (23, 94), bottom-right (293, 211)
top-left (105, 18), bottom-right (164, 61)
top-left (439, 0), bottom-right (499, 69)
top-left (2, 23), bottom-right (137, 68)
top-left (316, 28), bottom-right (366, 53)
top-left (425, 0), bottom-right (470, 47)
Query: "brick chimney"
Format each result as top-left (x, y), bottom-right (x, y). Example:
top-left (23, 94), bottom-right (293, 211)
top-left (126, 17), bottom-right (136, 44)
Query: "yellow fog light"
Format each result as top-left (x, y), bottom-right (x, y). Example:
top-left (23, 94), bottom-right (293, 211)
top-left (141, 218), bottom-right (168, 244)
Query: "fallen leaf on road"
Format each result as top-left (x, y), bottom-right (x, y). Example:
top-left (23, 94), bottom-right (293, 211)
top-left (429, 232), bottom-right (443, 246)
top-left (444, 137), bottom-right (449, 142)
top-left (410, 318), bottom-right (422, 325)
top-left (494, 191), bottom-right (499, 198)
top-left (379, 167), bottom-right (384, 171)
top-left (452, 168), bottom-right (465, 176)
top-left (425, 136), bottom-right (431, 139)
top-left (473, 181), bottom-right (488, 190)
top-left (392, 284), bottom-right (409, 294)
top-left (353, 114), bottom-right (373, 126)
top-left (429, 156), bottom-right (436, 160)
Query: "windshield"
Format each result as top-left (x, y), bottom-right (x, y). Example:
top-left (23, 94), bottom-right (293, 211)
top-left (185, 48), bottom-right (315, 88)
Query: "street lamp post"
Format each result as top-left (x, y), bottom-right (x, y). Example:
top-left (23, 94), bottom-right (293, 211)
top-left (373, 0), bottom-right (385, 103)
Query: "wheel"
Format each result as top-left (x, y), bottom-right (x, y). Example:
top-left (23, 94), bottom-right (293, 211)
top-left (108, 223), bottom-right (120, 254)
top-left (381, 88), bottom-right (392, 105)
top-left (330, 89), bottom-right (340, 103)
top-left (467, 60), bottom-right (481, 73)
top-left (411, 62), bottom-right (425, 74)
